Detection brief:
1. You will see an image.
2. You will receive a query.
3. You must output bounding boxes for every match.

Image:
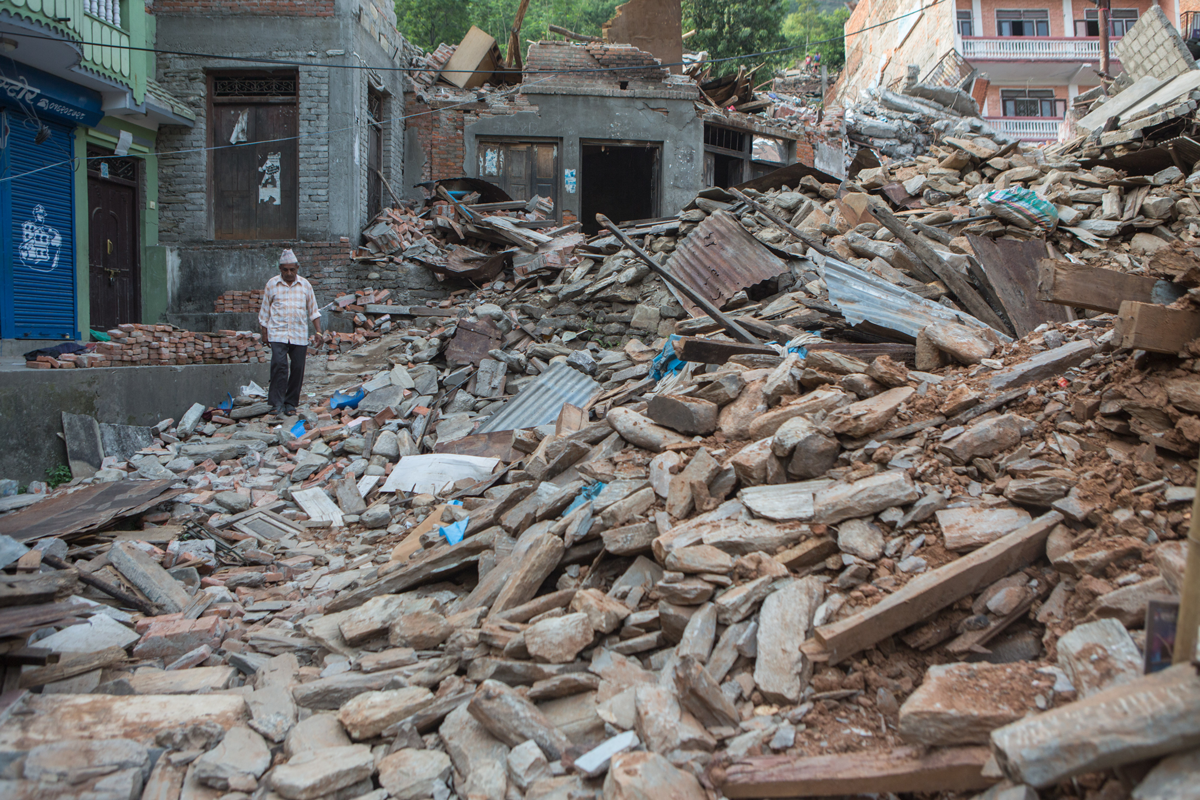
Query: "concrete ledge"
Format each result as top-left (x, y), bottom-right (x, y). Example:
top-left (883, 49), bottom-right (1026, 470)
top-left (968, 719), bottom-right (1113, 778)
top-left (0, 362), bottom-right (269, 485)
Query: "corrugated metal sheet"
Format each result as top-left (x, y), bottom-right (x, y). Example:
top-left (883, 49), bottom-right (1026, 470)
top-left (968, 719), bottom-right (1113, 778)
top-left (822, 255), bottom-right (1012, 343)
top-left (665, 210), bottom-right (790, 317)
top-left (6, 116), bottom-right (76, 339)
top-left (476, 361), bottom-right (601, 434)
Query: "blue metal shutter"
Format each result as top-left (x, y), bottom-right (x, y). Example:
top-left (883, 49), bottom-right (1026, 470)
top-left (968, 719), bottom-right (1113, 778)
top-left (6, 116), bottom-right (77, 340)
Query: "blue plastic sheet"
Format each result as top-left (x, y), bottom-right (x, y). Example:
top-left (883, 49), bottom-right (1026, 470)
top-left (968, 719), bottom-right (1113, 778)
top-left (439, 518), bottom-right (468, 545)
top-left (650, 335), bottom-right (685, 381)
top-left (290, 420), bottom-right (307, 438)
top-left (439, 500), bottom-right (466, 545)
top-left (216, 393), bottom-right (234, 412)
top-left (330, 388), bottom-right (365, 410)
top-left (564, 482), bottom-right (605, 516)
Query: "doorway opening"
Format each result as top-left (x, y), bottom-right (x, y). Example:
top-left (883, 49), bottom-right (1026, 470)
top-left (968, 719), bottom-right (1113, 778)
top-left (87, 149), bottom-right (141, 332)
top-left (580, 140), bottom-right (660, 235)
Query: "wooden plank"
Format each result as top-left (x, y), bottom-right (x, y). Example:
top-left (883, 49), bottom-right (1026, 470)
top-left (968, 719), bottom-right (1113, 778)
top-left (291, 488), bottom-right (344, 526)
top-left (327, 531), bottom-right (495, 612)
top-left (720, 746), bottom-right (993, 798)
top-left (18, 646), bottom-right (128, 689)
top-left (968, 236), bottom-right (1069, 336)
top-left (1037, 259), bottom-right (1185, 313)
top-left (867, 199), bottom-right (1010, 333)
top-left (0, 572), bottom-right (78, 608)
top-left (677, 337), bottom-right (777, 364)
top-left (807, 342), bottom-right (917, 365)
top-left (1115, 301), bottom-right (1200, 353)
top-left (806, 512), bottom-right (1062, 664)
top-left (0, 694), bottom-right (249, 750)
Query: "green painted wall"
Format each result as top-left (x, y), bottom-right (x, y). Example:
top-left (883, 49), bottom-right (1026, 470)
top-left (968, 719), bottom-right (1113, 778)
top-left (79, 120), bottom-right (161, 337)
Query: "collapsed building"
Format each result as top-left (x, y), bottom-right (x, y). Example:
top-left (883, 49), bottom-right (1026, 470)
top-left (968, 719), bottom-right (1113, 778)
top-left (9, 5), bottom-right (1200, 800)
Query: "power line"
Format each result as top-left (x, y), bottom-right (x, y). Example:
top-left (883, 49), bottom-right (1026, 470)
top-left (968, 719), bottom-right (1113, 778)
top-left (4, 1), bottom-right (941, 76)
top-left (0, 1), bottom-right (944, 183)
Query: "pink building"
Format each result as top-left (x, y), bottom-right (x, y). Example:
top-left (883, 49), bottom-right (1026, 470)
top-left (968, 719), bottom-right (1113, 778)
top-left (833, 0), bottom-right (1184, 142)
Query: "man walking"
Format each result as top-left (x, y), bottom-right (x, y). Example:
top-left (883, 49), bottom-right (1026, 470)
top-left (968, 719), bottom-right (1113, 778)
top-left (259, 249), bottom-right (322, 417)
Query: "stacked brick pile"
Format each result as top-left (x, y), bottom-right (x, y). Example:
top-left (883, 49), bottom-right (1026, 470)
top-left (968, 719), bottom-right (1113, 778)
top-left (26, 324), bottom-right (266, 368)
top-left (213, 290), bottom-right (263, 313)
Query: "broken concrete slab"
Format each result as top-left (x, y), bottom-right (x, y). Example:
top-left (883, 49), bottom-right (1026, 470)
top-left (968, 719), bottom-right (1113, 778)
top-left (1057, 618), bottom-right (1143, 698)
top-left (270, 745), bottom-right (375, 800)
top-left (937, 506), bottom-right (1033, 552)
top-left (109, 542), bottom-right (191, 614)
top-left (898, 662), bottom-right (1052, 746)
top-left (754, 577), bottom-right (823, 703)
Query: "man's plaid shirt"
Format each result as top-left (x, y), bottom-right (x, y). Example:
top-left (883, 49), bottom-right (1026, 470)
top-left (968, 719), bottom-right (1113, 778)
top-left (259, 274), bottom-right (320, 345)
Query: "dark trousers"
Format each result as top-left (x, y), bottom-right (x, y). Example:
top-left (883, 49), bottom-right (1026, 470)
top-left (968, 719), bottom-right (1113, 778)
top-left (268, 341), bottom-right (307, 411)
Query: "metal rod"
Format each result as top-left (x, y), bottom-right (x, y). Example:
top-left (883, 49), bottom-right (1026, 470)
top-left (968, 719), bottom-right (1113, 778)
top-left (40, 553), bottom-right (160, 617)
top-left (596, 213), bottom-right (762, 345)
top-left (730, 188), bottom-right (840, 260)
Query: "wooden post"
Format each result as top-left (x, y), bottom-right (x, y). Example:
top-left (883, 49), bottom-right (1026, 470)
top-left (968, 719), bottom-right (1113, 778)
top-left (1099, 0), bottom-right (1111, 75)
top-left (1173, 470), bottom-right (1200, 665)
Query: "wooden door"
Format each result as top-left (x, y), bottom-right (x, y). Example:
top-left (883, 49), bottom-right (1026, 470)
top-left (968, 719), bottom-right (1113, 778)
top-left (211, 102), bottom-right (298, 239)
top-left (88, 174), bottom-right (139, 331)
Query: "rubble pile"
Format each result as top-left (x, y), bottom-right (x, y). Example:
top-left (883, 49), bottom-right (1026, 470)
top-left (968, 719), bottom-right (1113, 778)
top-left (10, 65), bottom-right (1200, 800)
top-left (843, 66), bottom-right (1011, 160)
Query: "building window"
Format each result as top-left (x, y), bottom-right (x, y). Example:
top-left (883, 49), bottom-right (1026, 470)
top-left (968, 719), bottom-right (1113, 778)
top-left (957, 10), bottom-right (974, 37)
top-left (477, 140), bottom-right (559, 213)
top-left (208, 71), bottom-right (298, 240)
top-left (703, 126), bottom-right (790, 188)
top-left (367, 87), bottom-right (385, 221)
top-left (1078, 8), bottom-right (1139, 36)
top-left (996, 10), bottom-right (1050, 36)
top-left (1001, 89), bottom-right (1065, 117)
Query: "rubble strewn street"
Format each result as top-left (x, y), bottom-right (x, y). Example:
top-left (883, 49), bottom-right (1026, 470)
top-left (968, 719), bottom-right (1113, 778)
top-left (10, 6), bottom-right (1200, 800)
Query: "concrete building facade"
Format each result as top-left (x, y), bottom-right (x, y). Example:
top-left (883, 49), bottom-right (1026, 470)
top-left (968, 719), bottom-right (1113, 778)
top-left (152, 0), bottom-right (441, 329)
top-left (406, 40), bottom-right (832, 234)
top-left (0, 0), bottom-right (194, 353)
top-left (833, 0), bottom-right (1178, 142)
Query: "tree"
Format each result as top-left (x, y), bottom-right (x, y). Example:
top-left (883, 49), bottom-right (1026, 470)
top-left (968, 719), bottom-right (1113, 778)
top-left (782, 0), bottom-right (850, 69)
top-left (684, 0), bottom-right (788, 76)
top-left (395, 0), bottom-right (473, 51)
top-left (394, 0), bottom-right (621, 62)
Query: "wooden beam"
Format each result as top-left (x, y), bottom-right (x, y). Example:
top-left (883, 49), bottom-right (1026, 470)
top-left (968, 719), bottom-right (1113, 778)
top-left (805, 512), bottom-right (1062, 664)
top-left (867, 199), bottom-right (1010, 334)
top-left (0, 571), bottom-right (78, 608)
top-left (676, 337), bottom-right (777, 363)
top-left (1115, 301), bottom-right (1200, 353)
top-left (1037, 259), bottom-right (1185, 313)
top-left (18, 646), bottom-right (127, 689)
top-left (719, 746), bottom-right (993, 798)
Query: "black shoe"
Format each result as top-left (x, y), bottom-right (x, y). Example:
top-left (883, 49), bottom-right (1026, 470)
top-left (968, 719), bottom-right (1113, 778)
top-left (269, 406), bottom-right (284, 419)
top-left (284, 405), bottom-right (297, 416)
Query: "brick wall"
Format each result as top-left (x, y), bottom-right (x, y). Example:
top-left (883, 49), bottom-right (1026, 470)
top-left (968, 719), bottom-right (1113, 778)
top-left (405, 92), bottom-right (540, 184)
top-left (154, 53), bottom-right (333, 242)
top-left (177, 241), bottom-right (446, 305)
top-left (148, 0), bottom-right (334, 15)
top-left (834, 0), bottom-right (956, 106)
top-left (1114, 4), bottom-right (1196, 80)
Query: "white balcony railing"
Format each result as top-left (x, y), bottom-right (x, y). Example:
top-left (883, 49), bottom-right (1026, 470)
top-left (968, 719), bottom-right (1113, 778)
top-left (985, 117), bottom-right (1064, 141)
top-left (961, 36), bottom-right (1115, 61)
top-left (85, 0), bottom-right (121, 28)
